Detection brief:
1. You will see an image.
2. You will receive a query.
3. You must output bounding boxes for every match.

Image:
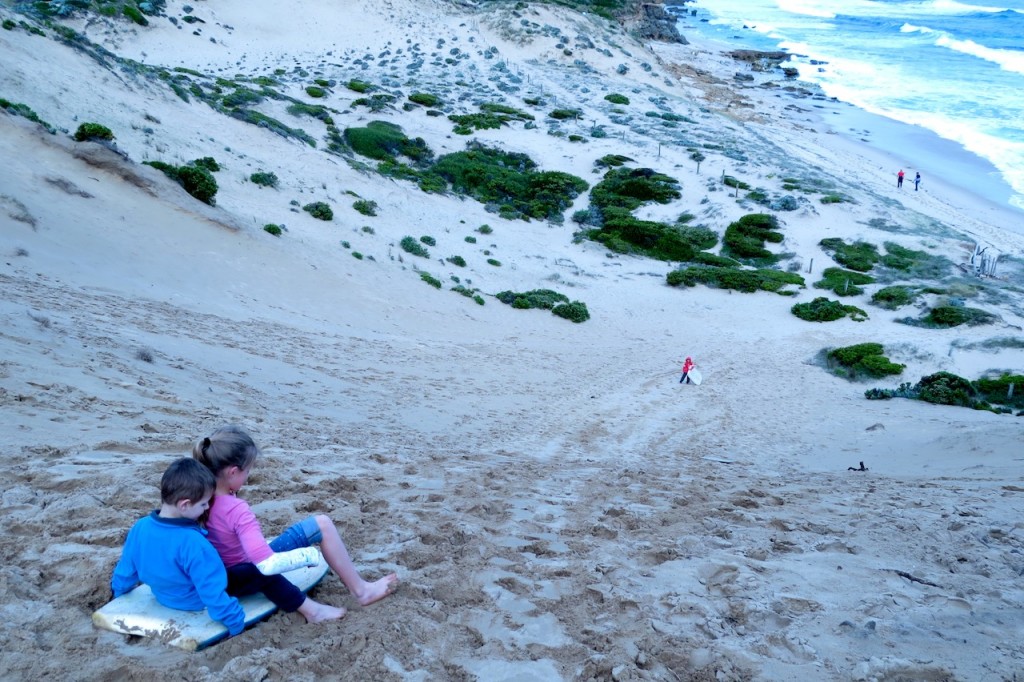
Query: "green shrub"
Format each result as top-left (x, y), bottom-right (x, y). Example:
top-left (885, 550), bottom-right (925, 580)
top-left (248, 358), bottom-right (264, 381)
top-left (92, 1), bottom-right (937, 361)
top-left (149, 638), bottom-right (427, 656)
top-left (588, 211), bottom-right (695, 262)
top-left (400, 236), bottom-right (429, 258)
top-left (552, 301), bottom-right (590, 323)
top-left (123, 5), bottom-right (148, 25)
top-left (464, 235), bottom-right (477, 243)
top-left (974, 374), bottom-right (1024, 409)
top-left (305, 85), bottom-right (327, 98)
top-left (3, 19), bottom-right (16, 30)
top-left (177, 165), bottom-right (218, 204)
top-left (353, 199), bottom-right (378, 216)
top-left (828, 343), bottom-right (904, 379)
top-left (916, 372), bottom-right (977, 407)
top-left (487, 258), bottom-right (501, 266)
top-left (250, 171), bottom-right (279, 188)
top-left (691, 252), bottom-right (740, 267)
top-left (433, 143), bottom-right (588, 221)
top-left (595, 154), bottom-right (634, 169)
top-left (420, 235), bottom-right (436, 246)
top-left (73, 122), bottom-right (114, 142)
top-left (409, 92), bottom-right (441, 107)
top-left (352, 251), bottom-right (364, 260)
top-left (820, 194), bottom-right (849, 204)
top-left (419, 271), bottom-right (442, 288)
top-left (871, 285), bottom-right (915, 309)
top-left (264, 224), bottom-right (282, 236)
top-left (880, 242), bottom-right (951, 278)
top-left (819, 238), bottom-right (880, 272)
top-left (667, 265), bottom-right (803, 294)
top-left (477, 225), bottom-right (493, 235)
top-left (447, 255), bottom-right (467, 267)
top-left (922, 305), bottom-right (996, 328)
top-left (814, 267), bottom-right (875, 297)
top-left (0, 99), bottom-right (56, 134)
top-left (344, 121), bottom-right (433, 164)
top-left (347, 79), bottom-right (372, 93)
top-left (723, 175), bottom-right (750, 190)
top-left (303, 201), bottom-right (333, 221)
top-left (604, 93), bottom-right (630, 105)
top-left (496, 289), bottom-right (568, 309)
top-left (591, 167), bottom-right (681, 211)
top-left (792, 297), bottom-right (867, 322)
top-left (722, 213), bottom-right (783, 262)
top-left (191, 156), bottom-right (220, 172)
top-left (287, 101), bottom-right (333, 123)
top-left (479, 103), bottom-right (534, 120)
top-left (549, 108), bottom-right (581, 120)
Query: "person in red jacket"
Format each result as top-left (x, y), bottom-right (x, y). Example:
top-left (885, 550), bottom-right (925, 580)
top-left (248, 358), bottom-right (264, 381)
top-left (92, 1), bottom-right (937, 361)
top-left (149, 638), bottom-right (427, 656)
top-left (679, 356), bottom-right (695, 384)
top-left (897, 169), bottom-right (905, 188)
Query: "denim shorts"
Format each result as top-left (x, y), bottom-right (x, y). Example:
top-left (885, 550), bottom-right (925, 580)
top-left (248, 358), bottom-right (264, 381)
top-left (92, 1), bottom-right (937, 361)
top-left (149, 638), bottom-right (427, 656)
top-left (268, 516), bottom-right (322, 553)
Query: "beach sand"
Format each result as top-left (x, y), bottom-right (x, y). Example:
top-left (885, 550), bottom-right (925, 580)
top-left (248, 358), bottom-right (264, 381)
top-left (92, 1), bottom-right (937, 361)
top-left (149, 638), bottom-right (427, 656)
top-left (1, 1), bottom-right (1023, 680)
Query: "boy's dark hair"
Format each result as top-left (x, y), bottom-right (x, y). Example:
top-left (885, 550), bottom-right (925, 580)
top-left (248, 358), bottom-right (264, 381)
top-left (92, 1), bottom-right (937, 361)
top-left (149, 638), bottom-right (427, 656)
top-left (161, 457), bottom-right (216, 505)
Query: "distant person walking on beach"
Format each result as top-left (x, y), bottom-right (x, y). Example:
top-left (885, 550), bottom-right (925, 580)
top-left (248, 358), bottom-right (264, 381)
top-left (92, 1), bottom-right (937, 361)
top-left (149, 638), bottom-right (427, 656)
top-left (897, 169), bottom-right (904, 188)
top-left (679, 356), bottom-right (694, 384)
top-left (914, 171), bottom-right (921, 191)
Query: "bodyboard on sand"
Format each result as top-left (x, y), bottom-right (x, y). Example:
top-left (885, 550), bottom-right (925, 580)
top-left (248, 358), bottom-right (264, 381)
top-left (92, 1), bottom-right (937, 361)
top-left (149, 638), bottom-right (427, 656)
top-left (92, 555), bottom-right (329, 651)
top-left (687, 368), bottom-right (703, 385)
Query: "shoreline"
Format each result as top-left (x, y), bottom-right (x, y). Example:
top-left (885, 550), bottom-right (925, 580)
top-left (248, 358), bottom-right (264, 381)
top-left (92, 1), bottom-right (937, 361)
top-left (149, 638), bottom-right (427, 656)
top-left (672, 9), bottom-right (1024, 219)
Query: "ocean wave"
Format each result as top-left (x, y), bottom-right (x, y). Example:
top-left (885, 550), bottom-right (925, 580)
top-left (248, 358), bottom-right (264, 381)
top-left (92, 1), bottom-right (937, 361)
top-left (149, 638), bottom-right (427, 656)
top-left (935, 33), bottom-right (1024, 73)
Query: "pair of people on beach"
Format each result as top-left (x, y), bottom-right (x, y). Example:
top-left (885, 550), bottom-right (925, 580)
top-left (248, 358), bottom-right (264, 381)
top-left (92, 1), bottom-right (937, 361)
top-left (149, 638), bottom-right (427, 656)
top-left (110, 426), bottom-right (398, 637)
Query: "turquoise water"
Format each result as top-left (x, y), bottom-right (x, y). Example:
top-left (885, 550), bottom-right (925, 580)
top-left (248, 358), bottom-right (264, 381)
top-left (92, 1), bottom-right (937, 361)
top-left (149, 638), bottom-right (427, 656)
top-left (677, 0), bottom-right (1024, 212)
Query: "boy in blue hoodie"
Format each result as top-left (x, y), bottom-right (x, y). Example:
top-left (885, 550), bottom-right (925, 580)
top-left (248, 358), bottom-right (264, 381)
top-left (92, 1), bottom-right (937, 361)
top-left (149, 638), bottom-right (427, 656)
top-left (111, 457), bottom-right (245, 636)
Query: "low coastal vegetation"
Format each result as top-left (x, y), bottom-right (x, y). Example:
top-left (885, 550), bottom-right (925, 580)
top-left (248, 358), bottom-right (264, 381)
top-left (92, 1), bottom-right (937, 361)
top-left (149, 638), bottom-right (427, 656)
top-left (302, 201), bottom-right (333, 221)
top-left (814, 267), bottom-right (874, 297)
top-left (143, 158), bottom-right (219, 205)
top-left (867, 372), bottom-right (1024, 414)
top-left (73, 122), bottom-right (114, 142)
top-left (898, 304), bottom-right (997, 328)
top-left (825, 343), bottom-right (904, 380)
top-left (791, 297), bottom-right (867, 322)
top-left (496, 289), bottom-right (590, 323)
top-left (722, 213), bottom-right (784, 264)
top-left (667, 265), bottom-right (803, 295)
top-left (0, 98), bottom-right (56, 133)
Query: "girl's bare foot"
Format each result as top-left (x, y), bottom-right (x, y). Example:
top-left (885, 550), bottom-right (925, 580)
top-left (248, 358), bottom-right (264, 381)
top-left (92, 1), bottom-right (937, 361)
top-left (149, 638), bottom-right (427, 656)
top-left (354, 573), bottom-right (399, 607)
top-left (298, 599), bottom-right (346, 624)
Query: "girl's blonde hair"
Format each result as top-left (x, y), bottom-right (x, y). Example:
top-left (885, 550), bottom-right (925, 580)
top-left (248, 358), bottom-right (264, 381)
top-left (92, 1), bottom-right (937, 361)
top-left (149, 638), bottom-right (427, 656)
top-left (192, 425), bottom-right (259, 476)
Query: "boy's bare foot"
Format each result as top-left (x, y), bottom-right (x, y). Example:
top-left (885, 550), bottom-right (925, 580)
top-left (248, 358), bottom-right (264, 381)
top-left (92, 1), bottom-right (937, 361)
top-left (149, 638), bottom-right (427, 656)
top-left (299, 600), bottom-right (346, 624)
top-left (354, 573), bottom-right (399, 607)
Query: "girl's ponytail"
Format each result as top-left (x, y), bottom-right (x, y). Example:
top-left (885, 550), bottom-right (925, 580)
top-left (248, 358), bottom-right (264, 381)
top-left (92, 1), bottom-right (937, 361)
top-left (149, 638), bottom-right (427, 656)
top-left (192, 426), bottom-right (259, 475)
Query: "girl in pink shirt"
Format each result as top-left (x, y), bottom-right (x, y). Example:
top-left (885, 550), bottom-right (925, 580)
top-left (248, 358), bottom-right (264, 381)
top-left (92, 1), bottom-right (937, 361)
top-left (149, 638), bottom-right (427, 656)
top-left (193, 425), bottom-right (398, 624)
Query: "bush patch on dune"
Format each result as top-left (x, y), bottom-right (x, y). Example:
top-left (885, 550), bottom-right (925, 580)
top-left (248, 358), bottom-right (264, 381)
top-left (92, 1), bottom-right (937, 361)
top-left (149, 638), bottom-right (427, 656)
top-left (400, 236), bottom-right (430, 258)
top-left (722, 213), bottom-right (784, 264)
top-left (899, 304), bottom-right (997, 328)
top-left (433, 142), bottom-right (588, 221)
top-left (1, 98), bottom-right (56, 134)
top-left (814, 267), bottom-right (875, 297)
top-left (303, 201), bottom-right (333, 221)
top-left (826, 343), bottom-right (904, 380)
top-left (73, 122), bottom-right (114, 142)
top-left (792, 297), bottom-right (867, 322)
top-left (867, 372), bottom-right (1023, 413)
top-left (668, 265), bottom-right (803, 294)
top-left (496, 289), bottom-right (590, 323)
top-left (344, 121), bottom-right (433, 164)
top-left (819, 238), bottom-right (880, 272)
top-left (143, 159), bottom-right (218, 205)
top-left (871, 285), bottom-right (917, 309)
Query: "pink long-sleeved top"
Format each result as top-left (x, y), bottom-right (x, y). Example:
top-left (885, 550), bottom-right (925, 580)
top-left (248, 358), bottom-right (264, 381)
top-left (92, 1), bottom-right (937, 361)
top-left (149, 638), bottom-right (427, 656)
top-left (205, 494), bottom-right (275, 568)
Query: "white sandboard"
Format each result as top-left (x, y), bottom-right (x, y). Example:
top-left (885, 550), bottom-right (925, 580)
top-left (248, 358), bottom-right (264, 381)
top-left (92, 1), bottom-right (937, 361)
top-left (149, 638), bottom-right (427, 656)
top-left (687, 368), bottom-right (703, 385)
top-left (93, 555), bottom-right (329, 651)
